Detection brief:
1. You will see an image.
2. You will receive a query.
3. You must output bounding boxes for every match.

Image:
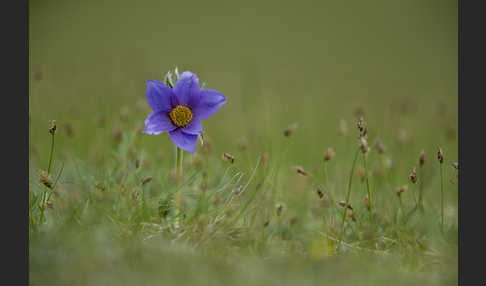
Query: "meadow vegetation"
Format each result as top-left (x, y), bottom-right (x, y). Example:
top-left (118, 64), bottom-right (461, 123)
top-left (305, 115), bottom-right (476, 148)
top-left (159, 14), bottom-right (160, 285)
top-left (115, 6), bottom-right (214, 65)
top-left (29, 0), bottom-right (457, 285)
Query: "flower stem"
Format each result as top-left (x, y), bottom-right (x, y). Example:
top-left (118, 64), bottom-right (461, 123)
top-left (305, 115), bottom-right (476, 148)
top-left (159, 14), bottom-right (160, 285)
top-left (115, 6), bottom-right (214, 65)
top-left (47, 133), bottom-right (55, 175)
top-left (362, 154), bottom-right (372, 222)
top-left (440, 162), bottom-right (444, 232)
top-left (323, 162), bottom-right (329, 188)
top-left (174, 146), bottom-right (183, 228)
top-left (337, 147), bottom-right (360, 250)
top-left (418, 166), bottom-right (424, 213)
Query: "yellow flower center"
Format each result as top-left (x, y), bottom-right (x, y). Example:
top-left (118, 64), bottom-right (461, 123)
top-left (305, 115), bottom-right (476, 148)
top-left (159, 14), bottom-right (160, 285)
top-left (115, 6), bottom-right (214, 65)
top-left (169, 105), bottom-right (193, 127)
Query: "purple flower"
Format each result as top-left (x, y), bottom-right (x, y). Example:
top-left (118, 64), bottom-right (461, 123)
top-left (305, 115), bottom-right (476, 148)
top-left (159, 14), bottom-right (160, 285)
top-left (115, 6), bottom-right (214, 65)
top-left (143, 71), bottom-right (226, 153)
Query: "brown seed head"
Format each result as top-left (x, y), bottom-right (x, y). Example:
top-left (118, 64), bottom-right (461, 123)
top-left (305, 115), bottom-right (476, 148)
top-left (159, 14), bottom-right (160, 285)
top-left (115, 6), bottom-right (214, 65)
top-left (396, 185), bottom-right (408, 197)
top-left (222, 152), bottom-right (235, 164)
top-left (45, 201), bottom-right (53, 209)
top-left (338, 201), bottom-right (353, 210)
top-left (261, 152), bottom-right (269, 167)
top-left (419, 150), bottom-right (425, 167)
top-left (348, 211), bottom-right (357, 222)
top-left (374, 140), bottom-right (385, 154)
top-left (283, 123), bottom-right (298, 137)
top-left (452, 162), bottom-right (459, 170)
top-left (357, 116), bottom-right (366, 135)
top-left (142, 176), bottom-right (153, 185)
top-left (323, 147), bottom-right (335, 161)
top-left (38, 170), bottom-right (53, 189)
top-left (49, 120), bottom-right (57, 135)
top-left (360, 136), bottom-right (369, 154)
top-left (292, 166), bottom-right (309, 177)
top-left (316, 187), bottom-right (324, 199)
top-left (410, 167), bottom-right (418, 184)
top-left (437, 147), bottom-right (444, 164)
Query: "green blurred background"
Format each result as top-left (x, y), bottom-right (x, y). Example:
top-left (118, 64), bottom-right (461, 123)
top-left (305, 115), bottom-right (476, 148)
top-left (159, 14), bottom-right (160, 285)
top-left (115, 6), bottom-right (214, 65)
top-left (29, 0), bottom-right (457, 285)
top-left (29, 0), bottom-right (457, 164)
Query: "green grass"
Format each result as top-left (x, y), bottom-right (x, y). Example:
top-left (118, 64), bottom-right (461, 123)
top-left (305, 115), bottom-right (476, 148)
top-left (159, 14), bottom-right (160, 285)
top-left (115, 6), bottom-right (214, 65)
top-left (29, 0), bottom-right (457, 285)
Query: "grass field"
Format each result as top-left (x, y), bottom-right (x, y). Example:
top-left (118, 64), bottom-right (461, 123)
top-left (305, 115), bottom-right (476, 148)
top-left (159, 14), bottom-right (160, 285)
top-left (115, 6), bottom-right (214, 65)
top-left (29, 0), bottom-right (458, 285)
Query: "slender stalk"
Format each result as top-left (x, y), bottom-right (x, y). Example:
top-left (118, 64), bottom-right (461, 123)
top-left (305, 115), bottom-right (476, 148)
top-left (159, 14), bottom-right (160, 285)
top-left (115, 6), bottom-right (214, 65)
top-left (174, 146), bottom-right (183, 228)
top-left (323, 162), bottom-right (329, 188)
top-left (418, 166), bottom-right (424, 213)
top-left (337, 147), bottom-right (360, 249)
top-left (440, 163), bottom-right (444, 231)
top-left (398, 196), bottom-right (403, 224)
top-left (47, 133), bottom-right (55, 175)
top-left (362, 154), bottom-right (372, 221)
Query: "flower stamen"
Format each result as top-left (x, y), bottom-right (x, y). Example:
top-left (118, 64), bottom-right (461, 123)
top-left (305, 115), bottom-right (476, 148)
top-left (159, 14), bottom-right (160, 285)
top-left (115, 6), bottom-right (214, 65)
top-left (169, 105), bottom-right (193, 127)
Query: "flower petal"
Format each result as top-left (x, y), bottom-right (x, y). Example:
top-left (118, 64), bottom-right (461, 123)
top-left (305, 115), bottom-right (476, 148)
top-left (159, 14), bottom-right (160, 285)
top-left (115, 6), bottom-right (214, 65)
top-left (181, 119), bottom-right (203, 135)
top-left (143, 111), bottom-right (176, 135)
top-left (169, 129), bottom-right (198, 153)
top-left (191, 89), bottom-right (226, 121)
top-left (146, 80), bottom-right (177, 112)
top-left (173, 71), bottom-right (200, 106)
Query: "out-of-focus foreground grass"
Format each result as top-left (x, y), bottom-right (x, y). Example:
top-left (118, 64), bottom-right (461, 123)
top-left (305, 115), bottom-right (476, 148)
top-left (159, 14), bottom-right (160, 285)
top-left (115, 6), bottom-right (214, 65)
top-left (29, 0), bottom-right (457, 285)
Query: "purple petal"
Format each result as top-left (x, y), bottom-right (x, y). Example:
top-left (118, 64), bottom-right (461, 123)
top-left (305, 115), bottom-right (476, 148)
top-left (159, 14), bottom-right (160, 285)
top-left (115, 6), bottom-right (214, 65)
top-left (169, 129), bottom-right (198, 153)
top-left (143, 111), bottom-right (176, 135)
top-left (146, 80), bottom-right (178, 112)
top-left (181, 119), bottom-right (203, 135)
top-left (191, 89), bottom-right (226, 121)
top-left (173, 71), bottom-right (200, 106)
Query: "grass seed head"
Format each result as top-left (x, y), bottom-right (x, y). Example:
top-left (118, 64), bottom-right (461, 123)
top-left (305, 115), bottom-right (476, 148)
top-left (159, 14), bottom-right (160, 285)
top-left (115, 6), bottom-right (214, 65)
top-left (142, 176), bottom-right (153, 185)
top-left (260, 152), bottom-right (269, 167)
top-left (49, 120), bottom-right (57, 135)
top-left (316, 187), bottom-right (324, 199)
top-left (38, 170), bottom-right (53, 189)
top-left (410, 167), bottom-right (418, 184)
top-left (396, 185), bottom-right (408, 197)
top-left (419, 150), bottom-right (425, 167)
top-left (222, 152), bottom-right (235, 164)
top-left (359, 136), bottom-right (369, 154)
top-left (283, 122), bottom-right (298, 137)
top-left (338, 201), bottom-right (353, 210)
top-left (292, 166), bottom-right (310, 177)
top-left (452, 162), bottom-right (459, 170)
top-left (374, 140), bottom-right (385, 154)
top-left (357, 116), bottom-right (367, 136)
top-left (323, 147), bottom-right (336, 162)
top-left (437, 147), bottom-right (444, 164)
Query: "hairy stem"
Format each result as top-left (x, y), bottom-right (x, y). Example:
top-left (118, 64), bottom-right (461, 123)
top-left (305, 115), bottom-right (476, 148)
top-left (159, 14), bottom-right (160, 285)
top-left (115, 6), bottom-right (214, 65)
top-left (174, 146), bottom-right (183, 228)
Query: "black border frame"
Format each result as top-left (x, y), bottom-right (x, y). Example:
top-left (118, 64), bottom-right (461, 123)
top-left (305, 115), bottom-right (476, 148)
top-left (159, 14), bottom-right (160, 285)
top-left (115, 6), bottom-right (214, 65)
top-left (4, 0), bottom-right (482, 285)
